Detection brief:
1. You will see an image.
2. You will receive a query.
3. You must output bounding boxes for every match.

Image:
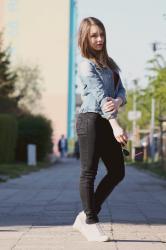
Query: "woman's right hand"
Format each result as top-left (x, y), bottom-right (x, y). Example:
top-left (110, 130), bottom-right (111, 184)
top-left (102, 97), bottom-right (122, 113)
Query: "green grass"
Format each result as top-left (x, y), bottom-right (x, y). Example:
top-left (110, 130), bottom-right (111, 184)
top-left (0, 161), bottom-right (51, 182)
top-left (127, 161), bottom-right (166, 180)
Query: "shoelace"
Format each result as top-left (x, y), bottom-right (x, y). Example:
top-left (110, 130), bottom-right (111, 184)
top-left (95, 223), bottom-right (105, 235)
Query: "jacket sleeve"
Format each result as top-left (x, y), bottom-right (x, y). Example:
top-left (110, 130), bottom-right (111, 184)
top-left (114, 74), bottom-right (127, 106)
top-left (79, 60), bottom-right (117, 119)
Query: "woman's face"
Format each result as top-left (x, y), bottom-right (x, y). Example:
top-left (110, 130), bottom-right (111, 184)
top-left (88, 24), bottom-right (105, 51)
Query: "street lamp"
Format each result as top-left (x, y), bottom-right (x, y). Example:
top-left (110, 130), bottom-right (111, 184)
top-left (151, 41), bottom-right (166, 52)
top-left (131, 78), bottom-right (139, 161)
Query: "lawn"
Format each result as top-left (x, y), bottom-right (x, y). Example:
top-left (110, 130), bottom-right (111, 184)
top-left (0, 162), bottom-right (51, 182)
top-left (127, 161), bottom-right (166, 180)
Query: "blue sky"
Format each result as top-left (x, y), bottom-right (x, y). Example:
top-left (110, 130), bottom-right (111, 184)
top-left (77, 0), bottom-right (166, 89)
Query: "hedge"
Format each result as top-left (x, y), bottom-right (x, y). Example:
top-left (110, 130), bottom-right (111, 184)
top-left (16, 114), bottom-right (53, 162)
top-left (0, 114), bottom-right (17, 163)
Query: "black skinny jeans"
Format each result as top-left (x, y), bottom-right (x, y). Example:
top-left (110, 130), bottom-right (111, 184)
top-left (76, 112), bottom-right (125, 224)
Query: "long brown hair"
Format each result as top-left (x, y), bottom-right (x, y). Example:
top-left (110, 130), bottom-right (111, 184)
top-left (78, 17), bottom-right (120, 72)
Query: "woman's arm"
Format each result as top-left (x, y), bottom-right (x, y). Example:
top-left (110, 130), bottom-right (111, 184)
top-left (109, 118), bottom-right (128, 145)
top-left (102, 74), bottom-right (127, 113)
top-left (114, 75), bottom-right (127, 107)
top-left (79, 60), bottom-right (117, 120)
top-left (79, 61), bottom-right (128, 144)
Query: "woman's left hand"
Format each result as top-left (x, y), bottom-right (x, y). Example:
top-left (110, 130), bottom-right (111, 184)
top-left (103, 97), bottom-right (122, 113)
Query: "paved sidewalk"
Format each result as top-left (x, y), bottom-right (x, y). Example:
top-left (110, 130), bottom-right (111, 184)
top-left (0, 158), bottom-right (166, 250)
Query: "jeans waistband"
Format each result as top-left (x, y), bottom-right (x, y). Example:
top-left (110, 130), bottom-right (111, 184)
top-left (78, 112), bottom-right (106, 120)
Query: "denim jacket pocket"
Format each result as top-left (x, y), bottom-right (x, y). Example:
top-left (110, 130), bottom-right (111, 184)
top-left (76, 116), bottom-right (88, 135)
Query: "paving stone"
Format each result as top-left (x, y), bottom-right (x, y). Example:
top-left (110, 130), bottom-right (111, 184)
top-left (0, 159), bottom-right (166, 250)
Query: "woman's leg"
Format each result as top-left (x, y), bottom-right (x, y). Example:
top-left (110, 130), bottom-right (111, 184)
top-left (94, 119), bottom-right (125, 214)
top-left (76, 113), bottom-right (101, 224)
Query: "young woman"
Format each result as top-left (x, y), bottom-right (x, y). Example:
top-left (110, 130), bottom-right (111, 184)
top-left (73, 17), bottom-right (128, 242)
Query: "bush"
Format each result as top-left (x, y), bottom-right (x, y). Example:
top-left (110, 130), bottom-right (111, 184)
top-left (16, 114), bottom-right (53, 162)
top-left (0, 96), bottom-right (20, 114)
top-left (0, 114), bottom-right (17, 163)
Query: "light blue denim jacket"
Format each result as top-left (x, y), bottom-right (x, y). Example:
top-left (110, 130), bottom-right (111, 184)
top-left (78, 58), bottom-right (127, 120)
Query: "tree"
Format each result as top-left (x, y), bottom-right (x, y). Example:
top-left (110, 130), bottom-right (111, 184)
top-left (145, 54), bottom-right (166, 122)
top-left (119, 53), bottom-right (166, 133)
top-left (13, 63), bottom-right (44, 112)
top-left (0, 32), bottom-right (20, 114)
top-left (0, 32), bottom-right (17, 97)
top-left (0, 32), bottom-right (43, 114)
top-left (118, 89), bottom-right (133, 132)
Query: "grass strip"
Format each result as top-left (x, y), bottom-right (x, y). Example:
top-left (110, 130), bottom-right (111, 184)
top-left (0, 162), bottom-right (51, 182)
top-left (127, 161), bottom-right (166, 180)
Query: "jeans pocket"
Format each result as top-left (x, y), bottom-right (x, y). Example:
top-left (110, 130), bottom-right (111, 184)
top-left (76, 116), bottom-right (88, 135)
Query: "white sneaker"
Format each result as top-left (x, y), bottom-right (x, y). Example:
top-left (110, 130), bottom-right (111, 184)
top-left (73, 211), bottom-right (86, 231)
top-left (73, 212), bottom-right (110, 242)
top-left (81, 222), bottom-right (110, 242)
